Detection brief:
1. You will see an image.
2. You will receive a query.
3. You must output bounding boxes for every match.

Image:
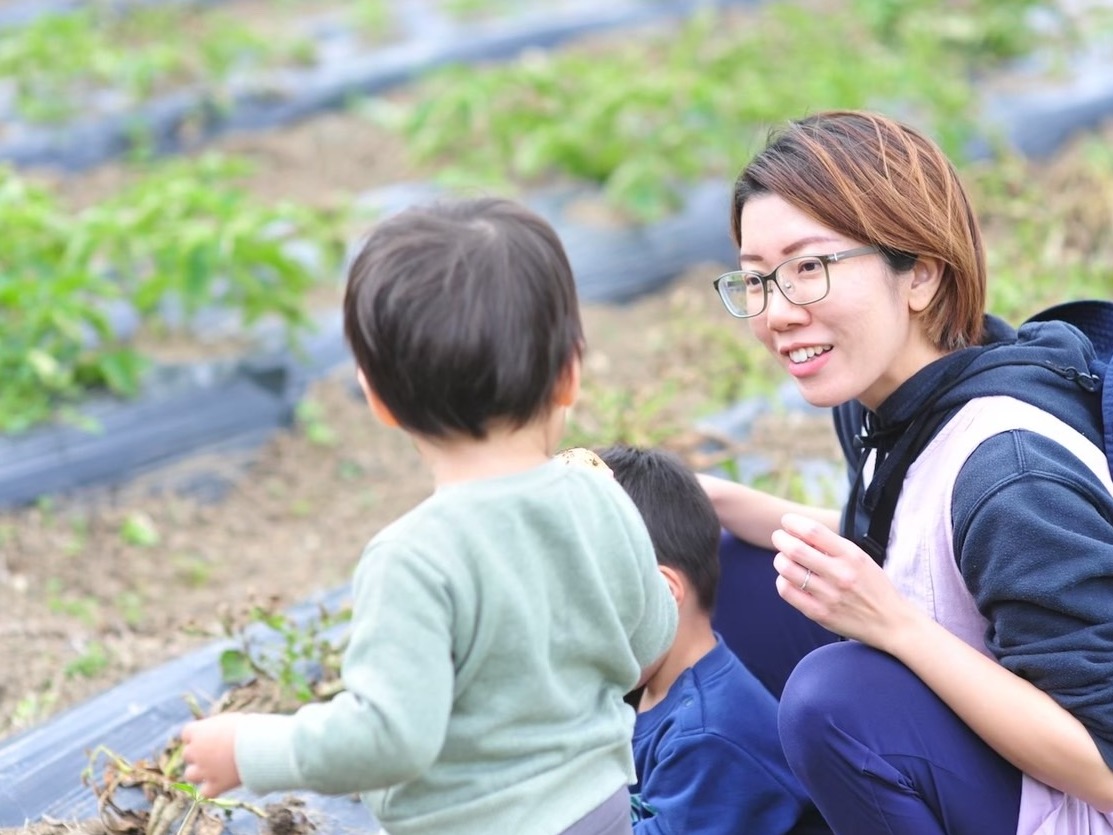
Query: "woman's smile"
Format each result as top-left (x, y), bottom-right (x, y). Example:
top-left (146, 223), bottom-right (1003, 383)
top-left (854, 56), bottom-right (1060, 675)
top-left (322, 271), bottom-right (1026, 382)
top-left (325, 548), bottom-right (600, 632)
top-left (785, 344), bottom-right (833, 365)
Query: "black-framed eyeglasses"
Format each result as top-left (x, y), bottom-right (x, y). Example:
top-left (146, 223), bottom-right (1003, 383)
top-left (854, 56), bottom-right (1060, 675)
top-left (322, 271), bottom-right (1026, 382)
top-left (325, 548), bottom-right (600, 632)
top-left (712, 245), bottom-right (880, 319)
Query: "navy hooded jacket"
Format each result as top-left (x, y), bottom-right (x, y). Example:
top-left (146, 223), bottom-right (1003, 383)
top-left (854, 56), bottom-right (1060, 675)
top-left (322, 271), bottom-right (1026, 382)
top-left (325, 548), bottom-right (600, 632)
top-left (834, 314), bottom-right (1113, 769)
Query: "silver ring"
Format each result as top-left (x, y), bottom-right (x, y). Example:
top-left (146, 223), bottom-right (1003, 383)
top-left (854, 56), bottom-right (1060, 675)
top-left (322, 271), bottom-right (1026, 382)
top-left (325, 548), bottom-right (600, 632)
top-left (799, 568), bottom-right (812, 592)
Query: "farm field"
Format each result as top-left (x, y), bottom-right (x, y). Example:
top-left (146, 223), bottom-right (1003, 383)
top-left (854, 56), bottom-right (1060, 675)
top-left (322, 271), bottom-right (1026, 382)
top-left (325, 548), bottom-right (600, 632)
top-left (1, 0), bottom-right (1112, 830)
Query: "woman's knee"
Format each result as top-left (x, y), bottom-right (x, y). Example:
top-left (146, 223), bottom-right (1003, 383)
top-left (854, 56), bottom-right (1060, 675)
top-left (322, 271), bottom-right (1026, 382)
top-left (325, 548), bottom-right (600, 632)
top-left (778, 641), bottom-right (1021, 833)
top-left (778, 641), bottom-right (902, 762)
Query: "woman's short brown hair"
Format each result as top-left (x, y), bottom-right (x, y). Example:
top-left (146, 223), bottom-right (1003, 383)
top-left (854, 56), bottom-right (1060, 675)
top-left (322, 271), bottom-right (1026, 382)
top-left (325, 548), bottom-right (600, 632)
top-left (731, 110), bottom-right (986, 350)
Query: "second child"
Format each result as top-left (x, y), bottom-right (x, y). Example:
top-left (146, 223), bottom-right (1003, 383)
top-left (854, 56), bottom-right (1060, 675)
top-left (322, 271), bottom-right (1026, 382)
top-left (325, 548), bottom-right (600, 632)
top-left (598, 444), bottom-right (824, 834)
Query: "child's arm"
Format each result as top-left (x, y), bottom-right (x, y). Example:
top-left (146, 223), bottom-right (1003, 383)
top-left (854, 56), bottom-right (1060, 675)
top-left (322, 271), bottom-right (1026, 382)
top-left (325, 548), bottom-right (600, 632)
top-left (184, 544), bottom-right (456, 798)
top-left (626, 561), bottom-right (678, 686)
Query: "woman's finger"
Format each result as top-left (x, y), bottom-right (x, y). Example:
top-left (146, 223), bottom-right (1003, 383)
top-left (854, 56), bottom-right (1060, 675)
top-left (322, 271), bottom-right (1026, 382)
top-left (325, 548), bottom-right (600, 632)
top-left (771, 527), bottom-right (831, 576)
top-left (780, 511), bottom-right (854, 557)
top-left (772, 550), bottom-right (815, 591)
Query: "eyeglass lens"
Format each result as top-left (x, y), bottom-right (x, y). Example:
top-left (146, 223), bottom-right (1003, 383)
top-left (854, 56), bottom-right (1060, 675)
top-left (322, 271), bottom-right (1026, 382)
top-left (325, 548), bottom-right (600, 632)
top-left (721, 256), bottom-right (828, 317)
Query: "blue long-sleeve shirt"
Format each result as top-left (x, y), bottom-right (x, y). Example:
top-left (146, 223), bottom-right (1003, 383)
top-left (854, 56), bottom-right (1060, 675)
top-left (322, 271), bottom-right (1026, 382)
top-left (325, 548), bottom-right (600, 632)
top-left (630, 636), bottom-right (810, 834)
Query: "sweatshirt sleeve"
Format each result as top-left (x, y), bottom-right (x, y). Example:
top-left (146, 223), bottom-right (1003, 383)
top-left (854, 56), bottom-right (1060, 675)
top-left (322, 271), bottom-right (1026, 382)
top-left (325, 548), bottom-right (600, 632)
top-left (629, 566), bottom-right (678, 674)
top-left (953, 430), bottom-right (1113, 768)
top-left (612, 491), bottom-right (677, 672)
top-left (235, 541), bottom-right (456, 795)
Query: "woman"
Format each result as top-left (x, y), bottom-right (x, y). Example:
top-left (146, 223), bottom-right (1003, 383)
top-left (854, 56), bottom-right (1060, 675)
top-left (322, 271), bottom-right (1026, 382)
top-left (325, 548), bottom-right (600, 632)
top-left (702, 110), bottom-right (1113, 834)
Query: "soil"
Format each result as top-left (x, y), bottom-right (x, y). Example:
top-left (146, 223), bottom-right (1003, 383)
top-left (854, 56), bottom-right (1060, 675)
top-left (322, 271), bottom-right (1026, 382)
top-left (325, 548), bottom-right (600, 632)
top-left (0, 49), bottom-right (844, 832)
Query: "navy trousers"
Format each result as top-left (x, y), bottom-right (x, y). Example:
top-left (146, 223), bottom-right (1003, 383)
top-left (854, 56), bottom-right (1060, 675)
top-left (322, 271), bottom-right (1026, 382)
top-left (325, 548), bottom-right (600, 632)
top-left (712, 534), bottom-right (1022, 834)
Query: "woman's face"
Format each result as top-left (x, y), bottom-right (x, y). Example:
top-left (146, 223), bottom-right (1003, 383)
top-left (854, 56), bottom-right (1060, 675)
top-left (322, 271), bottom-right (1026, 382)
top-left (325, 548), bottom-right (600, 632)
top-left (739, 194), bottom-right (944, 411)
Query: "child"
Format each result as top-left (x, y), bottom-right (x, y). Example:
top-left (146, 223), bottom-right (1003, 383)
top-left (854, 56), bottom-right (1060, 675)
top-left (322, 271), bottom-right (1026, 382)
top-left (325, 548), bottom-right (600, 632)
top-left (596, 444), bottom-right (820, 834)
top-left (180, 197), bottom-right (678, 835)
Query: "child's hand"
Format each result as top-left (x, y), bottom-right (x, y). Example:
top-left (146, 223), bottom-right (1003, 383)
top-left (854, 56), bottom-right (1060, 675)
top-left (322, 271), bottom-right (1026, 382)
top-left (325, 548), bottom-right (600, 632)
top-left (180, 713), bottom-right (245, 798)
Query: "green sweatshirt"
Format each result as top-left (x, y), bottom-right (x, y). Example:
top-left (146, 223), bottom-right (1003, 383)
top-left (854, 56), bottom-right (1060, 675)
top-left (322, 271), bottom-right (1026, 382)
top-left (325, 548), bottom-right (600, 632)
top-left (235, 458), bottom-right (677, 835)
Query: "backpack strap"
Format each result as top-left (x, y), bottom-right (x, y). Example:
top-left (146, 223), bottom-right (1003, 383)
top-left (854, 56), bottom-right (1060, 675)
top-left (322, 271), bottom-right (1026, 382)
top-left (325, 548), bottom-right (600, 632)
top-left (853, 408), bottom-right (953, 566)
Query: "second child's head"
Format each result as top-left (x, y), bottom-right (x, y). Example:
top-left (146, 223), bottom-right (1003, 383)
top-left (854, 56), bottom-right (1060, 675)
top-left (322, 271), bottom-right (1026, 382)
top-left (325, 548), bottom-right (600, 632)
top-left (596, 445), bottom-right (720, 615)
top-left (343, 197), bottom-right (584, 440)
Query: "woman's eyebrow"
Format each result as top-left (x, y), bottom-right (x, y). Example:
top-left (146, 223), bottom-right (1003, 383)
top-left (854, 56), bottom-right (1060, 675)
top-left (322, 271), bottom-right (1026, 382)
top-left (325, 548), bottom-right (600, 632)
top-left (739, 235), bottom-right (842, 264)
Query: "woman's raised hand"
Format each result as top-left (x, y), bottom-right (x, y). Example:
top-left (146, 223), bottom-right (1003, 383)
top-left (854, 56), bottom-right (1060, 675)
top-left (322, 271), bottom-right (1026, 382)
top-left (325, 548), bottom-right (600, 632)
top-left (771, 512), bottom-right (923, 651)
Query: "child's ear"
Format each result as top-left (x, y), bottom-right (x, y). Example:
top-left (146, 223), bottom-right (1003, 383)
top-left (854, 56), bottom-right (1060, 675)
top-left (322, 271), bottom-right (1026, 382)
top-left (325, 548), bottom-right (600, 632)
top-left (658, 565), bottom-right (685, 606)
top-left (554, 354), bottom-right (582, 408)
top-left (356, 368), bottom-right (399, 428)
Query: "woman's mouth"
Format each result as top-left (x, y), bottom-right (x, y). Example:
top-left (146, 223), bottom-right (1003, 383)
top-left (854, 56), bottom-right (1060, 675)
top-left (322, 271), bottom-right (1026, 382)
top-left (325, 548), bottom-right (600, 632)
top-left (787, 345), bottom-right (832, 364)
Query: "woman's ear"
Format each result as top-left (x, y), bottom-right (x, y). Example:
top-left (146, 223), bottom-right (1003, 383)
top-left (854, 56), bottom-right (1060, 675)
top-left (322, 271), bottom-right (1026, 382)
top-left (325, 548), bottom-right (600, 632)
top-left (356, 368), bottom-right (400, 429)
top-left (908, 256), bottom-right (944, 313)
top-left (553, 354), bottom-right (582, 408)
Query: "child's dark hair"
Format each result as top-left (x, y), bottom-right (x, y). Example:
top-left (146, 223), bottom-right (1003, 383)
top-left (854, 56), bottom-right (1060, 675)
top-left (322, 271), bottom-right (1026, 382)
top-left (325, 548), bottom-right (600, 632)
top-left (596, 445), bottom-right (720, 613)
top-left (343, 197), bottom-right (584, 439)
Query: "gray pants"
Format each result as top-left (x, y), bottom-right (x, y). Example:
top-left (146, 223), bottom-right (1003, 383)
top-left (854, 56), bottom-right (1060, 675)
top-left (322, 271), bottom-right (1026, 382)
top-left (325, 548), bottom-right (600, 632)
top-left (378, 788), bottom-right (632, 835)
top-left (558, 788), bottom-right (632, 835)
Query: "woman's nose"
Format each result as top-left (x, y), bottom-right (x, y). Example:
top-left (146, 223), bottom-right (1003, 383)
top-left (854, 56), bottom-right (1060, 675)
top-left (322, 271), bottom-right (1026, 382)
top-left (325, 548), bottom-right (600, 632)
top-left (763, 281), bottom-right (809, 329)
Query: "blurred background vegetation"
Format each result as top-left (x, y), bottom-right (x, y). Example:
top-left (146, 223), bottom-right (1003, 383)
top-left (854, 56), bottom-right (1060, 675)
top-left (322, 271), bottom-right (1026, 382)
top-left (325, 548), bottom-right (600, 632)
top-left (2, 0), bottom-right (1111, 437)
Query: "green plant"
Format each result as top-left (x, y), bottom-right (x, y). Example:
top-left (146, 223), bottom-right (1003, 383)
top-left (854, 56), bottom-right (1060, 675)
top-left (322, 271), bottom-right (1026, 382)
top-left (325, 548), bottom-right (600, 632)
top-left (0, 167), bottom-right (147, 435)
top-left (351, 0), bottom-right (395, 38)
top-left (172, 553), bottom-right (214, 588)
top-left (1, 153), bottom-right (345, 435)
top-left (63, 515), bottom-right (90, 557)
top-left (218, 599), bottom-right (351, 705)
top-left (83, 153), bottom-right (342, 337)
top-left (116, 591), bottom-right (147, 629)
top-left (852, 0), bottom-right (1065, 64)
top-left (290, 498), bottom-right (314, 517)
top-left (663, 305), bottom-right (781, 411)
top-left (373, 0), bottom-right (1020, 220)
top-left (120, 511), bottom-right (161, 547)
top-left (296, 398), bottom-right (338, 446)
top-left (969, 141), bottom-right (1113, 323)
top-left (64, 641), bottom-right (111, 679)
top-left (565, 380), bottom-right (682, 449)
top-left (45, 578), bottom-right (101, 625)
top-left (8, 688), bottom-right (60, 734)
top-left (439, 0), bottom-right (505, 20)
top-left (0, 6), bottom-right (313, 123)
top-left (337, 459), bottom-right (366, 481)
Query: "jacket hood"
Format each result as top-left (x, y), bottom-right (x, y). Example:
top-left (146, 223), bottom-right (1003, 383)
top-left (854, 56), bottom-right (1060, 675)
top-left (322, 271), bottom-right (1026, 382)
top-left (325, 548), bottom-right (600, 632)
top-left (869, 313), bottom-right (1105, 451)
top-left (834, 311), bottom-right (1108, 550)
